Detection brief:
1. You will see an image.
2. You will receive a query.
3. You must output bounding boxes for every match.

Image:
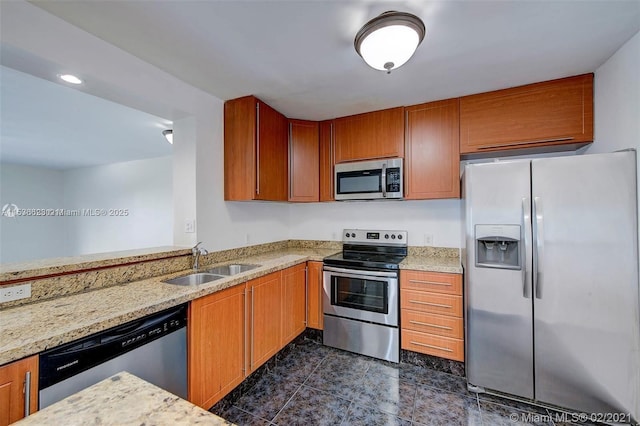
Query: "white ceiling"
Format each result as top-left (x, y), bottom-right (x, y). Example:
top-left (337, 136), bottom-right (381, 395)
top-left (29, 0), bottom-right (640, 121)
top-left (0, 65), bottom-right (173, 170)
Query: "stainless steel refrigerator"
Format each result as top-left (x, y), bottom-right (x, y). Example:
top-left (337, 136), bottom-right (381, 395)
top-left (463, 150), bottom-right (640, 422)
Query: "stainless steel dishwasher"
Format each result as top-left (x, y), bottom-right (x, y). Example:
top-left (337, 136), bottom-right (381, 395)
top-left (39, 304), bottom-right (187, 409)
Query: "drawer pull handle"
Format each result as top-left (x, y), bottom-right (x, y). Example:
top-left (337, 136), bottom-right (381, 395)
top-left (410, 341), bottom-right (453, 352)
top-left (409, 320), bottom-right (452, 330)
top-left (409, 279), bottom-right (452, 287)
top-left (409, 300), bottom-right (452, 309)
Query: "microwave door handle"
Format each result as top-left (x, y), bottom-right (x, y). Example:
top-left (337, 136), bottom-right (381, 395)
top-left (382, 164), bottom-right (387, 198)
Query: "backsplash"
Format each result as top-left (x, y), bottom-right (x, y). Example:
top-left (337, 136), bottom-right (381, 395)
top-left (0, 240), bottom-right (457, 309)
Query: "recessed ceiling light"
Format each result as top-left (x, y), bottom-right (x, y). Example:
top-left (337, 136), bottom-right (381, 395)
top-left (59, 74), bottom-right (83, 85)
top-left (162, 129), bottom-right (173, 144)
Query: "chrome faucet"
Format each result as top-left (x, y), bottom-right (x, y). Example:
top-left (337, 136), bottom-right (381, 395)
top-left (192, 242), bottom-right (208, 270)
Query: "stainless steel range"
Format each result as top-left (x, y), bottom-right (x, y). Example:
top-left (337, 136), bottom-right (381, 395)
top-left (323, 229), bottom-right (407, 363)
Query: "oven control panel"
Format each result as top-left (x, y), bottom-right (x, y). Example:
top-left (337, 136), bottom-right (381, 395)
top-left (343, 229), bottom-right (408, 246)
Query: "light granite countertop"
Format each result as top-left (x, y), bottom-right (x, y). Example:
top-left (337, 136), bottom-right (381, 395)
top-left (0, 247), bottom-right (461, 365)
top-left (16, 372), bottom-right (230, 425)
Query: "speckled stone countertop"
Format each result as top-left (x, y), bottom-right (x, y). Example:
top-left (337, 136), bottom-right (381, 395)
top-left (0, 246), bottom-right (192, 281)
top-left (0, 246), bottom-right (461, 365)
top-left (0, 248), bottom-right (336, 365)
top-left (16, 372), bottom-right (231, 426)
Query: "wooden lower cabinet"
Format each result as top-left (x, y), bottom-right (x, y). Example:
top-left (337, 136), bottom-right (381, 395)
top-left (188, 263), bottom-right (314, 409)
top-left (400, 270), bottom-right (464, 362)
top-left (188, 284), bottom-right (245, 409)
top-left (281, 264), bottom-right (307, 345)
top-left (306, 261), bottom-right (324, 330)
top-left (247, 271), bottom-right (282, 374)
top-left (0, 355), bottom-right (38, 426)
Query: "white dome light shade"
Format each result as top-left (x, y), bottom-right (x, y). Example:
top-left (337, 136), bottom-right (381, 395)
top-left (59, 74), bottom-right (83, 84)
top-left (354, 11), bottom-right (426, 73)
top-left (359, 25), bottom-right (420, 71)
top-left (162, 129), bottom-right (173, 144)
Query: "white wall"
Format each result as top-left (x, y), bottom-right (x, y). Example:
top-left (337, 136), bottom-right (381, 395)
top-left (63, 156), bottom-right (173, 255)
top-left (589, 30), bottom-right (640, 258)
top-left (289, 200), bottom-right (462, 247)
top-left (2, 1), bottom-right (291, 254)
top-left (0, 163), bottom-right (69, 263)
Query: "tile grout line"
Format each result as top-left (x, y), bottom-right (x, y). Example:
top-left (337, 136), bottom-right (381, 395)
top-left (339, 400), bottom-right (354, 426)
top-left (270, 349), bottom-right (332, 424)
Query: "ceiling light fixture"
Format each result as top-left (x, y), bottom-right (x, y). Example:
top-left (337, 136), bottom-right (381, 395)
top-left (162, 129), bottom-right (173, 144)
top-left (354, 11), bottom-right (426, 74)
top-left (59, 74), bottom-right (83, 85)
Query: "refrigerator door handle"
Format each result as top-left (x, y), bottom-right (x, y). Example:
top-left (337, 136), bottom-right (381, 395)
top-left (522, 197), bottom-right (532, 298)
top-left (533, 197), bottom-right (544, 299)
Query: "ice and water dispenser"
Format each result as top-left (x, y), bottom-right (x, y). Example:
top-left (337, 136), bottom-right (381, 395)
top-left (475, 225), bottom-right (521, 270)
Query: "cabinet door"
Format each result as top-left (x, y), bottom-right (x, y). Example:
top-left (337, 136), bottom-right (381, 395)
top-left (0, 355), bottom-right (38, 426)
top-left (188, 284), bottom-right (245, 409)
top-left (257, 100), bottom-right (288, 201)
top-left (405, 99), bottom-right (460, 199)
top-left (281, 264), bottom-right (307, 345)
top-left (319, 120), bottom-right (334, 202)
top-left (224, 96), bottom-right (257, 201)
top-left (224, 95), bottom-right (288, 201)
top-left (333, 107), bottom-right (404, 163)
top-left (460, 74), bottom-right (593, 154)
top-left (289, 120), bottom-right (319, 202)
top-left (248, 271), bottom-right (282, 373)
top-left (306, 261), bottom-right (324, 330)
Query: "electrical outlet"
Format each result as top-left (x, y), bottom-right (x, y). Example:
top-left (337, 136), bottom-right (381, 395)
top-left (424, 234), bottom-right (434, 246)
top-left (245, 233), bottom-right (251, 244)
top-left (0, 283), bottom-right (31, 303)
top-left (184, 219), bottom-right (195, 233)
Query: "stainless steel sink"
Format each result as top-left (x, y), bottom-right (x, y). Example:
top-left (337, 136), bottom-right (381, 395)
top-left (163, 273), bottom-right (223, 286)
top-left (203, 264), bottom-right (260, 276)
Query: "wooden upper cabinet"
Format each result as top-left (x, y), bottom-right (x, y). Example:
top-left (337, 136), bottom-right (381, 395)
top-left (405, 99), bottom-right (460, 200)
top-left (288, 120), bottom-right (319, 202)
top-left (224, 95), bottom-right (288, 201)
top-left (459, 74), bottom-right (594, 154)
top-left (319, 120), bottom-right (334, 202)
top-left (333, 107), bottom-right (405, 163)
top-left (0, 355), bottom-right (38, 426)
top-left (188, 285), bottom-right (245, 409)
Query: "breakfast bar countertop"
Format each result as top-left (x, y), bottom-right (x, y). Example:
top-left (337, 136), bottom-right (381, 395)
top-left (15, 372), bottom-right (231, 426)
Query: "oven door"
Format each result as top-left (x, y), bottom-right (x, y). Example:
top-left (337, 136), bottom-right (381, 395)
top-left (323, 266), bottom-right (398, 326)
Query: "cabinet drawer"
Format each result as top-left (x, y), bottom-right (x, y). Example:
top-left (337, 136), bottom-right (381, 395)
top-left (401, 290), bottom-right (462, 317)
top-left (400, 270), bottom-right (462, 295)
top-left (401, 329), bottom-right (464, 362)
top-left (401, 310), bottom-right (463, 339)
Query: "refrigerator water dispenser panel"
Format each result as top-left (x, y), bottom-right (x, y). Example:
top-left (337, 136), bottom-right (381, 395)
top-left (475, 224), bottom-right (521, 270)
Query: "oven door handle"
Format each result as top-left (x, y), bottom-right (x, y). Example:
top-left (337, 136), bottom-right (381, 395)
top-left (323, 265), bottom-right (398, 278)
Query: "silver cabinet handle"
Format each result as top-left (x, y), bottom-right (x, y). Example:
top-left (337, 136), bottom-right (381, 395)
top-left (477, 137), bottom-right (574, 150)
top-left (522, 197), bottom-right (531, 299)
top-left (382, 163), bottom-right (387, 198)
top-left (24, 370), bottom-right (31, 417)
top-left (288, 122), bottom-right (293, 199)
top-left (409, 279), bottom-right (452, 287)
top-left (409, 320), bottom-right (453, 330)
top-left (533, 197), bottom-right (544, 299)
top-left (410, 341), bottom-right (453, 352)
top-left (330, 122), bottom-right (335, 199)
top-left (243, 289), bottom-right (248, 375)
top-left (250, 287), bottom-right (255, 370)
top-left (256, 102), bottom-right (260, 195)
top-left (410, 300), bottom-right (452, 309)
top-left (304, 267), bottom-right (308, 326)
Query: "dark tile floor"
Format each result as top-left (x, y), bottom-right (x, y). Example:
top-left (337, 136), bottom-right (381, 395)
top-left (210, 339), bottom-right (591, 426)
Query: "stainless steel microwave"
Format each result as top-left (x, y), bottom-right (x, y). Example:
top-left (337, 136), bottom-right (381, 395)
top-left (334, 158), bottom-right (403, 200)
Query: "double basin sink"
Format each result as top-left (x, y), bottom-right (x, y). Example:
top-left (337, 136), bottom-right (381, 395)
top-left (163, 264), bottom-right (260, 286)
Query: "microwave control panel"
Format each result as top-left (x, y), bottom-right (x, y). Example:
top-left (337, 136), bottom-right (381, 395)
top-left (386, 168), bottom-right (401, 192)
